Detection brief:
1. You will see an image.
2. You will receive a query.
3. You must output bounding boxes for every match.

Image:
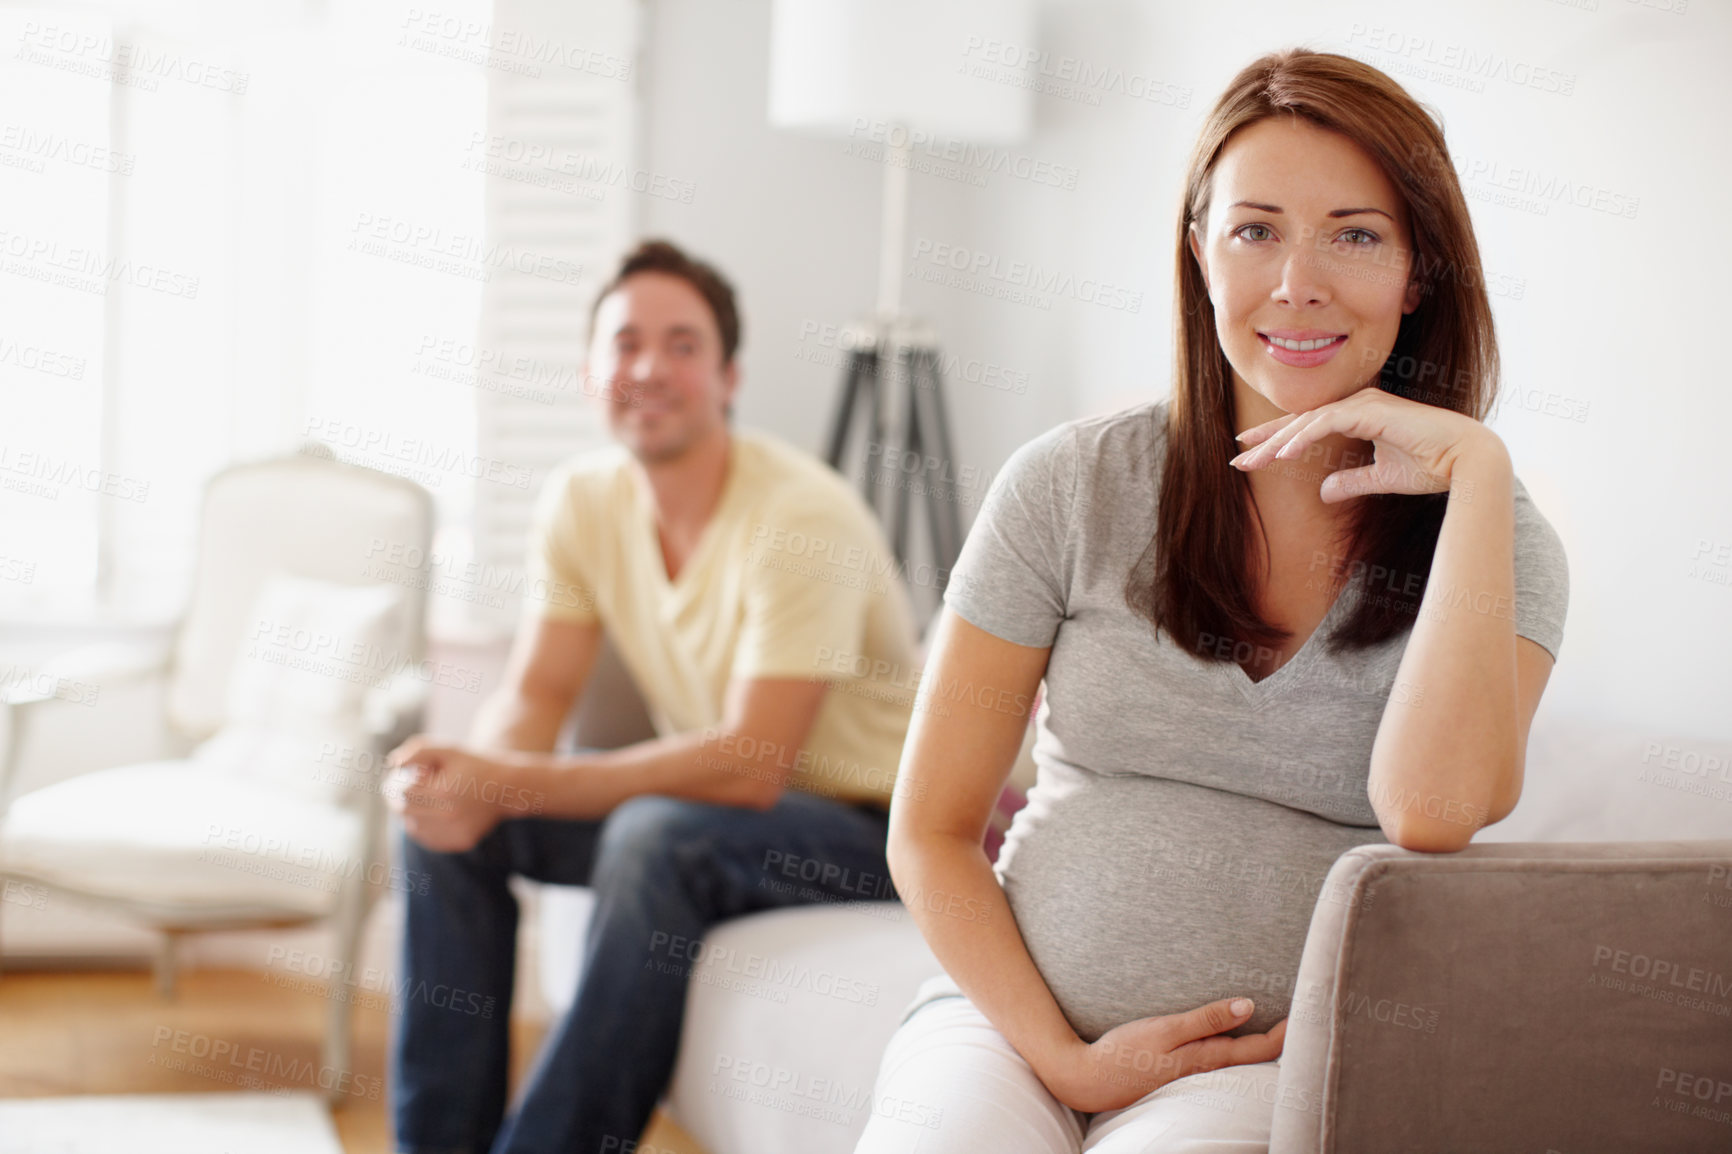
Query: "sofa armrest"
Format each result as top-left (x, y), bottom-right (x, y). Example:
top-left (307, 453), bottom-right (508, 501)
top-left (363, 669), bottom-right (430, 750)
top-left (1, 640), bottom-right (173, 814)
top-left (1271, 839), bottom-right (1732, 1154)
top-left (1, 640), bottom-right (171, 709)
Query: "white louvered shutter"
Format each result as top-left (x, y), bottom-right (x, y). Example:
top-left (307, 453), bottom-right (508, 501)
top-left (469, 0), bottom-right (640, 636)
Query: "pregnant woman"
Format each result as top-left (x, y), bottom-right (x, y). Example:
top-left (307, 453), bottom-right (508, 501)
top-left (854, 48), bottom-right (1568, 1153)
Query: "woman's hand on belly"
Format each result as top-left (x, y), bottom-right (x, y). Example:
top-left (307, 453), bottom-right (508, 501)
top-left (1041, 997), bottom-right (1287, 1114)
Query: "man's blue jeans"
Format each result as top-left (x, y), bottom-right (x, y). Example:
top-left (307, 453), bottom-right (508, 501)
top-left (390, 787), bottom-right (896, 1154)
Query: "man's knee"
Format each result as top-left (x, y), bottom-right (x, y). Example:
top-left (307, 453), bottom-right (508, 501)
top-left (592, 795), bottom-right (708, 876)
top-left (395, 819), bottom-right (506, 875)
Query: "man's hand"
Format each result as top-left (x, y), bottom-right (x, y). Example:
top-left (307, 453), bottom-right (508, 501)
top-left (1039, 998), bottom-right (1288, 1114)
top-left (384, 736), bottom-right (526, 853)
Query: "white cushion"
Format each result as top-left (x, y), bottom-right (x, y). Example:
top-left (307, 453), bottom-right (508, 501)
top-left (189, 723), bottom-right (378, 806)
top-left (537, 889), bottom-right (942, 1154)
top-left (166, 458), bottom-right (429, 738)
top-left (224, 573), bottom-right (404, 724)
top-left (0, 761), bottom-right (365, 919)
top-left (665, 904), bottom-right (943, 1154)
top-left (195, 574), bottom-right (403, 803)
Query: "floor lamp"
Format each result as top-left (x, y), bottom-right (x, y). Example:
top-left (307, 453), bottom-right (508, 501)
top-left (767, 0), bottom-right (1035, 602)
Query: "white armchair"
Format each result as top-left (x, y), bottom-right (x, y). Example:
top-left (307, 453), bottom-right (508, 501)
top-left (0, 452), bottom-right (433, 1102)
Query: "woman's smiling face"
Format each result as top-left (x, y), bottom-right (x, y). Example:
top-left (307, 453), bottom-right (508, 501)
top-left (1189, 116), bottom-right (1422, 420)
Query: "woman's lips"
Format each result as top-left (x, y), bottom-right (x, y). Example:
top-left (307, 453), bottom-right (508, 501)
top-left (1258, 332), bottom-right (1346, 368)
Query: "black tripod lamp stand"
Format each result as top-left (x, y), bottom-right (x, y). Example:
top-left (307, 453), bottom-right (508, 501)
top-left (822, 320), bottom-right (964, 591)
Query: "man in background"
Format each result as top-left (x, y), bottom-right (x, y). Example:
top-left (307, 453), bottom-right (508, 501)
top-left (385, 239), bottom-right (922, 1154)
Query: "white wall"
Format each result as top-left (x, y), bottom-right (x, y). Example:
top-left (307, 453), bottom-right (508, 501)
top-left (635, 0), bottom-right (1730, 736)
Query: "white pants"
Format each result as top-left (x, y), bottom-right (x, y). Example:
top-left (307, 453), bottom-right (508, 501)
top-left (854, 993), bottom-right (1280, 1153)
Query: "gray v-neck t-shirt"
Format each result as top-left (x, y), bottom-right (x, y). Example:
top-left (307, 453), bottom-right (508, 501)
top-left (912, 398), bottom-right (1569, 1041)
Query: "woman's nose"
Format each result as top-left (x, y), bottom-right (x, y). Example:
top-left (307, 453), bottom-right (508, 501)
top-left (1272, 242), bottom-right (1331, 307)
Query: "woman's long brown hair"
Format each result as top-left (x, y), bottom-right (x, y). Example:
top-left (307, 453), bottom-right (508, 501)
top-left (1125, 49), bottom-right (1500, 664)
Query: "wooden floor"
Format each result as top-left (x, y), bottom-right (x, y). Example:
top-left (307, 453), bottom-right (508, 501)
top-left (0, 966), bottom-right (707, 1154)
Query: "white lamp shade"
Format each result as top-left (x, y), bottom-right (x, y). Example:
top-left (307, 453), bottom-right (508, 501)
top-left (768, 0), bottom-right (1036, 144)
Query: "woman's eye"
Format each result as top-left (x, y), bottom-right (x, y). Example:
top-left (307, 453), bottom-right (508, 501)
top-left (1339, 228), bottom-right (1379, 245)
top-left (1234, 223), bottom-right (1275, 242)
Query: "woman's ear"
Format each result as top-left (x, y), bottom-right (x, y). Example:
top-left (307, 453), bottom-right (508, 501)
top-left (1187, 221), bottom-right (1210, 292)
top-left (1401, 273), bottom-right (1423, 315)
top-left (1400, 232), bottom-right (1424, 314)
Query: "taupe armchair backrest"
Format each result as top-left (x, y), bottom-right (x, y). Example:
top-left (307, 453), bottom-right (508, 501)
top-left (1270, 838), bottom-right (1732, 1153)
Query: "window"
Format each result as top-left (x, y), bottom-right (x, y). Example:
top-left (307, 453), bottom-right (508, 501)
top-left (0, 0), bottom-right (635, 641)
top-left (0, 7), bottom-right (115, 602)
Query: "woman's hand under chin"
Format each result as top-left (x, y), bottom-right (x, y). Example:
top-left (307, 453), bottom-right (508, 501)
top-left (1228, 386), bottom-right (1507, 503)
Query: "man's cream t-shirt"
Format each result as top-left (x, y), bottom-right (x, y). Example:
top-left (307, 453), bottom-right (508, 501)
top-left (524, 429), bottom-right (922, 809)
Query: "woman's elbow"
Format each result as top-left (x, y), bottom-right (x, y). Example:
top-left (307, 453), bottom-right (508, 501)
top-left (885, 812), bottom-right (977, 892)
top-left (884, 817), bottom-right (924, 892)
top-left (1385, 814), bottom-right (1476, 854)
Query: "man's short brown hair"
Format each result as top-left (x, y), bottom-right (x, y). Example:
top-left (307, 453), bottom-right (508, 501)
top-left (587, 238), bottom-right (742, 366)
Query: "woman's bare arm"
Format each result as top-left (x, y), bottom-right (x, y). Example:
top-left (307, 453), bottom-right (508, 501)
top-left (1367, 432), bottom-right (1554, 850)
top-left (885, 608), bottom-right (1081, 1081)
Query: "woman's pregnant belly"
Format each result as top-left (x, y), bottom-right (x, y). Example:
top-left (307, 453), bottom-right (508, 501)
top-left (996, 769), bottom-right (1387, 1041)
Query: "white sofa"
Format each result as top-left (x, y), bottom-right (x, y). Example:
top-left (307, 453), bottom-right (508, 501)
top-left (534, 640), bottom-right (1732, 1153)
